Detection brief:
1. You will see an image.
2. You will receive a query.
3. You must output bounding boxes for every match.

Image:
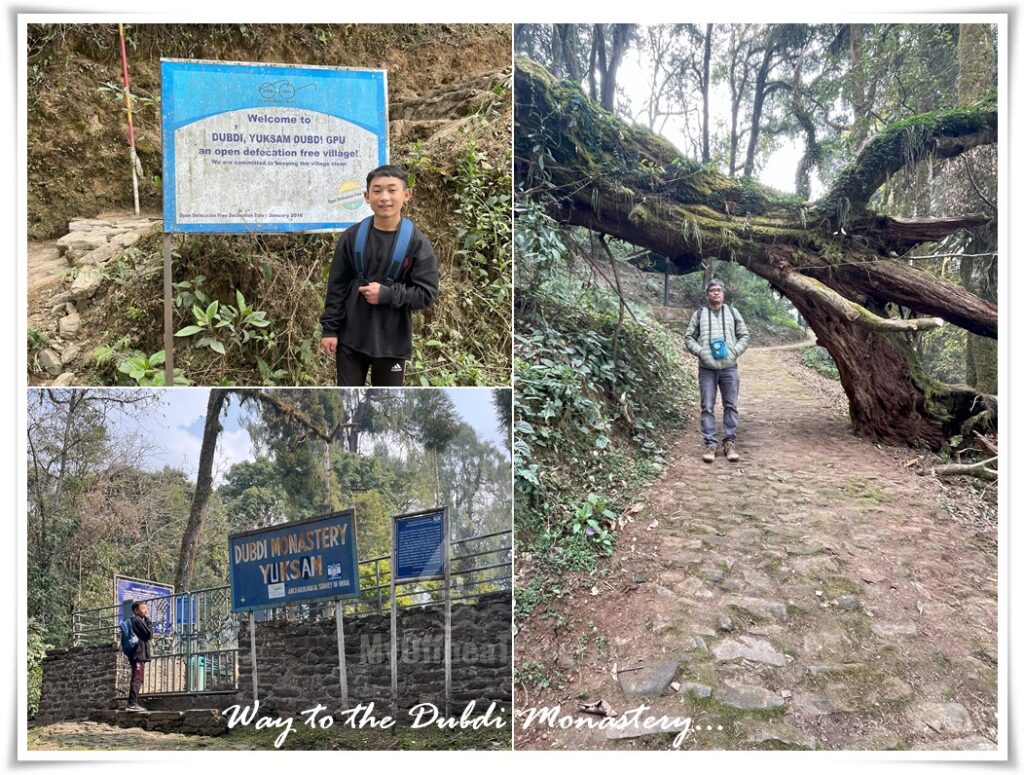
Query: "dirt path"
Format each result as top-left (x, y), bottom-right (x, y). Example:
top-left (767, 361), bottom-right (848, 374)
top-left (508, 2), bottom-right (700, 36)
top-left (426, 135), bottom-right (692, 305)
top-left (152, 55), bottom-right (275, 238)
top-left (515, 347), bottom-right (998, 751)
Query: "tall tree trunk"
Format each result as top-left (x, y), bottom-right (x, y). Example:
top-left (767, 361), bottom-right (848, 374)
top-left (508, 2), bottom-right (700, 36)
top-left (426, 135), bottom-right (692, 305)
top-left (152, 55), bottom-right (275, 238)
top-left (552, 24), bottom-right (581, 82)
top-left (700, 24), bottom-right (713, 165)
top-left (742, 43), bottom-right (775, 177)
top-left (433, 450), bottom-right (441, 507)
top-left (592, 24), bottom-right (632, 113)
top-left (791, 46), bottom-right (819, 198)
top-left (175, 389), bottom-right (228, 591)
top-left (587, 28), bottom-right (599, 102)
top-left (847, 24), bottom-right (877, 149)
top-left (958, 22), bottom-right (997, 394)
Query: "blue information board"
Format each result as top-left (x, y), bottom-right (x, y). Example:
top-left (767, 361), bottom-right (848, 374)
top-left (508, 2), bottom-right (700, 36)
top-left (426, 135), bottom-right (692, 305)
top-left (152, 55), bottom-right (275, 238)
top-left (162, 59), bottom-right (388, 233)
top-left (228, 511), bottom-right (360, 612)
top-left (114, 575), bottom-right (174, 633)
top-left (394, 510), bottom-right (446, 582)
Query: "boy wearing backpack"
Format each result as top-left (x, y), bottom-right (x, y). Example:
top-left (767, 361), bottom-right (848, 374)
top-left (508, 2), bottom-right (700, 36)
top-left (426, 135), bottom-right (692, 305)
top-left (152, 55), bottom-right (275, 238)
top-left (684, 279), bottom-right (750, 463)
top-left (319, 165), bottom-right (440, 386)
top-left (121, 601), bottom-right (153, 711)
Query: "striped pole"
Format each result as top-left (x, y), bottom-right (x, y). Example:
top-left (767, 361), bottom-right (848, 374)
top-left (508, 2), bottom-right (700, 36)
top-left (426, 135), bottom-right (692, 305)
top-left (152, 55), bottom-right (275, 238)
top-left (117, 24), bottom-right (140, 215)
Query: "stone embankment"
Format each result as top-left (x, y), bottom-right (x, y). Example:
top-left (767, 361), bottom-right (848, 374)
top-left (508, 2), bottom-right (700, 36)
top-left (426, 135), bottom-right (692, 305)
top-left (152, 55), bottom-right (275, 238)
top-left (28, 214), bottom-right (160, 385)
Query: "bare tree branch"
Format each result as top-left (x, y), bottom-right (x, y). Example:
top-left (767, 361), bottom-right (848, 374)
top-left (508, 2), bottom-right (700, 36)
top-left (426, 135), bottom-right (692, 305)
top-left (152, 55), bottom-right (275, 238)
top-left (933, 457), bottom-right (998, 481)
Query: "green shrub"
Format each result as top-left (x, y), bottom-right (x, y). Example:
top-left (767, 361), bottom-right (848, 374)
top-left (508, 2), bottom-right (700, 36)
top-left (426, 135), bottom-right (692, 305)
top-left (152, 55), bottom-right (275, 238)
top-left (27, 620), bottom-right (49, 719)
top-left (513, 198), bottom-right (690, 617)
top-left (801, 345), bottom-right (840, 380)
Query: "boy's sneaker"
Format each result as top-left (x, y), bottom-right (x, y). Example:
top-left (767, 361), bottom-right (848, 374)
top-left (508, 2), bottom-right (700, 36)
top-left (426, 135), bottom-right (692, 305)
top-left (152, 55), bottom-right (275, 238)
top-left (724, 441), bottom-right (739, 462)
top-left (125, 704), bottom-right (147, 712)
top-left (702, 445), bottom-right (716, 463)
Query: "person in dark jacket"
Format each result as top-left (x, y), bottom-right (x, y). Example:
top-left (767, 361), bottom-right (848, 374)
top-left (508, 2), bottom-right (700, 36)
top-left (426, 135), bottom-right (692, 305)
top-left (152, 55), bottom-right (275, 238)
top-left (319, 165), bottom-right (440, 386)
top-left (126, 601), bottom-right (153, 711)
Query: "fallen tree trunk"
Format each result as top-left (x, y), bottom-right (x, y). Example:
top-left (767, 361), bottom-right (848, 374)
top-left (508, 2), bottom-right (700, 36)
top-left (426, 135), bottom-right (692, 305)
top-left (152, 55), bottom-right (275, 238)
top-left (515, 57), bottom-right (998, 447)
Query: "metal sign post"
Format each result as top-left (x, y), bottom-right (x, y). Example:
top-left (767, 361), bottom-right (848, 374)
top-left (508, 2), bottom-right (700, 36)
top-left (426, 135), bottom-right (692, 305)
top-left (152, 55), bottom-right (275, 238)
top-left (113, 574), bottom-right (174, 633)
top-left (159, 58), bottom-right (389, 387)
top-left (228, 511), bottom-right (360, 710)
top-left (336, 599), bottom-right (349, 710)
top-left (391, 508), bottom-right (448, 717)
top-left (163, 234), bottom-right (174, 386)
top-left (249, 610), bottom-right (258, 703)
top-left (444, 522), bottom-right (452, 717)
top-left (390, 517), bottom-right (398, 720)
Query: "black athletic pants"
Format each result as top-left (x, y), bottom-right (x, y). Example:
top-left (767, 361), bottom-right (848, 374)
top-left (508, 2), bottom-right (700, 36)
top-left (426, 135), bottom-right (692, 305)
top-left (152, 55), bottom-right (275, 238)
top-left (128, 659), bottom-right (144, 706)
top-left (336, 346), bottom-right (406, 387)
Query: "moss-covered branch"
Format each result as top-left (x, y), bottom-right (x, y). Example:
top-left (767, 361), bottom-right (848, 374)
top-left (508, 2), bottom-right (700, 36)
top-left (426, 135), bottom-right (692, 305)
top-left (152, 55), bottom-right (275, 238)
top-left (782, 272), bottom-right (943, 333)
top-left (813, 95), bottom-right (997, 221)
top-left (516, 57), bottom-right (997, 339)
top-left (844, 214), bottom-right (993, 254)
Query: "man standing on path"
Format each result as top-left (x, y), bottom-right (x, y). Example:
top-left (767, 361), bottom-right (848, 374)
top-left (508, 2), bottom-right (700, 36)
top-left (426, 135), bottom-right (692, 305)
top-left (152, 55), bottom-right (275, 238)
top-left (126, 601), bottom-right (153, 712)
top-left (684, 279), bottom-right (750, 463)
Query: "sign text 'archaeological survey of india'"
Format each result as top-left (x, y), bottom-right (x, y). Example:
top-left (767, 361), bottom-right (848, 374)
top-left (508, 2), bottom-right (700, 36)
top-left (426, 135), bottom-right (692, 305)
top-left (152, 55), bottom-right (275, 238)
top-left (228, 511), bottom-right (360, 612)
top-left (162, 59), bottom-right (388, 232)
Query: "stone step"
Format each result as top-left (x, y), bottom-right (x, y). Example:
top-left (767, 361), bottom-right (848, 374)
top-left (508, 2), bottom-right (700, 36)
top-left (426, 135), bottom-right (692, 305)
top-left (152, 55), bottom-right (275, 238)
top-left (91, 707), bottom-right (227, 736)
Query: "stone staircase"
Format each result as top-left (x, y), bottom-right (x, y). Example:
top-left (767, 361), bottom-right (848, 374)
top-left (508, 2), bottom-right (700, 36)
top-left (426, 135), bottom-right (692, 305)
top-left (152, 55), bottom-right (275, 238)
top-left (29, 212), bottom-right (162, 385)
top-left (91, 707), bottom-right (227, 736)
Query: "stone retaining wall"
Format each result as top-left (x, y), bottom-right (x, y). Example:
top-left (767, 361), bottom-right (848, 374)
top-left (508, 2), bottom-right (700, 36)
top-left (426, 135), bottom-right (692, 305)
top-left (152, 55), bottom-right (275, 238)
top-left (35, 644), bottom-right (120, 723)
top-left (36, 591), bottom-right (512, 723)
top-left (238, 591), bottom-right (512, 717)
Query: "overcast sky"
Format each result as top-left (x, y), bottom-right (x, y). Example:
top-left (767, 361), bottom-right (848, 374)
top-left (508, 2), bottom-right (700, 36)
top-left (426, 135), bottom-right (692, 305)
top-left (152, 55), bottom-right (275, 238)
top-left (618, 32), bottom-right (823, 198)
top-left (112, 388), bottom-right (507, 484)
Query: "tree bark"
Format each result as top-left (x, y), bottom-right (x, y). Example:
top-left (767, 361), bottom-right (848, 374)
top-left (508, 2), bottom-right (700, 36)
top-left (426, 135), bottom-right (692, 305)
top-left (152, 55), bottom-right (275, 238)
top-left (592, 24), bottom-right (632, 113)
top-left (791, 45), bottom-right (819, 198)
top-left (742, 44), bottom-right (773, 177)
top-left (174, 389), bottom-right (228, 591)
top-left (515, 57), bottom-right (998, 447)
top-left (700, 24), bottom-right (713, 165)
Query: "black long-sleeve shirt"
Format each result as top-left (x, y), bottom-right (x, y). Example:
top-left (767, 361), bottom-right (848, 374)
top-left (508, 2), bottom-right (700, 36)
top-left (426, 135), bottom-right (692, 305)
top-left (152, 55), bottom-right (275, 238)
top-left (320, 220), bottom-right (440, 360)
top-left (130, 614), bottom-right (153, 662)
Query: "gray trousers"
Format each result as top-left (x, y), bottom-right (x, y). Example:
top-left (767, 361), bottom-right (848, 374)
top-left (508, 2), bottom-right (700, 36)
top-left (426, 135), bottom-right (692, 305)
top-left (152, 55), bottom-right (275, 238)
top-left (698, 366), bottom-right (739, 446)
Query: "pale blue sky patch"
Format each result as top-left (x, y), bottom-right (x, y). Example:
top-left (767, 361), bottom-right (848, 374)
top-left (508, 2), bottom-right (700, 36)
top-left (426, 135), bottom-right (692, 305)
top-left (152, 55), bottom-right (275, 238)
top-left (114, 388), bottom-right (506, 484)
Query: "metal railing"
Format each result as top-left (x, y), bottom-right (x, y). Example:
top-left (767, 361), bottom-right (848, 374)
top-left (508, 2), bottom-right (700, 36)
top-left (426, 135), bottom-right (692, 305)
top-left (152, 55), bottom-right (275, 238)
top-left (75, 529), bottom-right (511, 697)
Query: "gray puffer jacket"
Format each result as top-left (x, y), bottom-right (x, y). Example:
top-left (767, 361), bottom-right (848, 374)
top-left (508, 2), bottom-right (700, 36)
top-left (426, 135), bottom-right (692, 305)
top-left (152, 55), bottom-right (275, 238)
top-left (684, 304), bottom-right (750, 370)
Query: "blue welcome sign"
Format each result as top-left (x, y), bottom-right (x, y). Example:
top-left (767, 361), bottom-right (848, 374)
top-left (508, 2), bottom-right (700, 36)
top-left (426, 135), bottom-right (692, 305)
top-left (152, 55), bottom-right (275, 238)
top-left (394, 509), bottom-right (447, 582)
top-left (228, 511), bottom-right (360, 612)
top-left (161, 59), bottom-right (388, 233)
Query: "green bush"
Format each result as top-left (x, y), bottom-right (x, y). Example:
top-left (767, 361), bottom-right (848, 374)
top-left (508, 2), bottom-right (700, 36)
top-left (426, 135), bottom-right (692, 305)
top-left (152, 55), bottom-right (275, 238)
top-left (27, 620), bottom-right (49, 719)
top-left (514, 198), bottom-right (690, 616)
top-left (801, 345), bottom-right (840, 380)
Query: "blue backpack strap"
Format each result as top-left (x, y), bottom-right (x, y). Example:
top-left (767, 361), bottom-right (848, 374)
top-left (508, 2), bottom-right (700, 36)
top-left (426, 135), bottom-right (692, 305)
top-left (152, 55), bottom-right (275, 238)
top-left (353, 216), bottom-right (374, 279)
top-left (385, 218), bottom-right (415, 285)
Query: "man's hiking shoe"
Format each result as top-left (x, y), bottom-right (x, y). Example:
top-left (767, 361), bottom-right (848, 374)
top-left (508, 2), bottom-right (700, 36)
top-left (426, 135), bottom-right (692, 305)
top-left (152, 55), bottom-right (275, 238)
top-left (724, 441), bottom-right (739, 462)
top-left (702, 445), bottom-right (717, 463)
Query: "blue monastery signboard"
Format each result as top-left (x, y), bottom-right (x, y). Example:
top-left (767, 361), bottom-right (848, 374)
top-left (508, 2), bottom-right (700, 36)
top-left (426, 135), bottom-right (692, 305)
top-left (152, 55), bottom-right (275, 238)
top-left (228, 511), bottom-right (360, 612)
